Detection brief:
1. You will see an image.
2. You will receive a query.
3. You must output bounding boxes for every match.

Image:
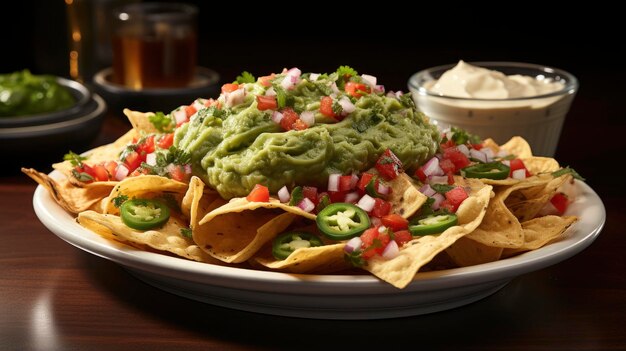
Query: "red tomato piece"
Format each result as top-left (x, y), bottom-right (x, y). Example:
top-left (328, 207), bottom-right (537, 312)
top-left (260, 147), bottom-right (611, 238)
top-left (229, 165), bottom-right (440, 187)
top-left (339, 175), bottom-right (354, 192)
top-left (256, 95), bottom-right (277, 111)
top-left (393, 230), bottom-right (412, 246)
top-left (375, 149), bottom-right (402, 180)
top-left (302, 186), bottom-right (318, 205)
top-left (136, 135), bottom-right (155, 157)
top-left (169, 165), bottom-right (186, 182)
top-left (257, 74), bottom-right (275, 87)
top-left (104, 161), bottom-right (118, 177)
top-left (184, 105), bottom-right (197, 117)
top-left (509, 158), bottom-right (531, 177)
top-left (381, 214), bottom-right (409, 231)
top-left (443, 147), bottom-right (471, 172)
top-left (221, 83), bottom-right (239, 94)
top-left (370, 198), bottom-right (391, 218)
top-left (157, 133), bottom-right (174, 149)
top-left (414, 167), bottom-right (427, 182)
top-left (328, 190), bottom-right (348, 203)
top-left (279, 108), bottom-right (307, 131)
top-left (92, 164), bottom-right (109, 181)
top-left (442, 186), bottom-right (469, 213)
top-left (550, 192), bottom-right (569, 214)
top-left (357, 173), bottom-right (375, 194)
top-left (123, 151), bottom-right (142, 172)
top-left (320, 96), bottom-right (336, 118)
top-left (246, 184), bottom-right (270, 202)
top-left (344, 81), bottom-right (370, 98)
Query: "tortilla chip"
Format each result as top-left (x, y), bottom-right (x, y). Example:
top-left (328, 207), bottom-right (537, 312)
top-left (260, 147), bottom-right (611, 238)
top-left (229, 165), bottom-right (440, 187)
top-left (387, 173), bottom-right (427, 218)
top-left (199, 197), bottom-right (316, 223)
top-left (22, 168), bottom-right (114, 214)
top-left (502, 215), bottom-right (578, 257)
top-left (362, 180), bottom-right (492, 289)
top-left (506, 174), bottom-right (572, 222)
top-left (253, 242), bottom-right (349, 274)
top-left (523, 156), bottom-right (560, 174)
top-left (102, 175), bottom-right (189, 214)
top-left (77, 210), bottom-right (221, 264)
top-left (445, 236), bottom-right (504, 267)
top-left (500, 136), bottom-right (534, 158)
top-left (123, 108), bottom-right (160, 134)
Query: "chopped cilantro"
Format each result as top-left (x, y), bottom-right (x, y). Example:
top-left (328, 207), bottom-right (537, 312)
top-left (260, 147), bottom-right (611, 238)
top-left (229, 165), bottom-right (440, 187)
top-left (443, 126), bottom-right (482, 146)
top-left (63, 151), bottom-right (87, 166)
top-left (234, 71), bottom-right (255, 84)
top-left (332, 99), bottom-right (343, 115)
top-left (335, 65), bottom-right (358, 90)
top-left (552, 166), bottom-right (585, 181)
top-left (180, 228), bottom-right (193, 239)
top-left (398, 93), bottom-right (416, 109)
top-left (431, 184), bottom-right (455, 194)
top-left (70, 169), bottom-right (93, 182)
top-left (149, 111), bottom-right (175, 133)
top-left (344, 250), bottom-right (366, 267)
top-left (112, 194), bottom-right (129, 208)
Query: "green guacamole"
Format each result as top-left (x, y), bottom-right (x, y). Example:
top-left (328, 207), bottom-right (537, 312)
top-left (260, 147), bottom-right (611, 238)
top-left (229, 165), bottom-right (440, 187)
top-left (175, 68), bottom-right (440, 199)
top-left (0, 70), bottom-right (76, 117)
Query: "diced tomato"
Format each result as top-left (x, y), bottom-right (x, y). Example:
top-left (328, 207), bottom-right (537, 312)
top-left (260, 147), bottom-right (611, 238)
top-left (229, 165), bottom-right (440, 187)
top-left (157, 133), bottom-right (174, 149)
top-left (393, 230), bottom-right (412, 246)
top-left (441, 186), bottom-right (469, 213)
top-left (414, 167), bottom-right (427, 182)
top-left (550, 192), bottom-right (569, 214)
top-left (203, 98), bottom-right (217, 107)
top-left (370, 198), bottom-right (391, 218)
top-left (509, 158), bottom-right (531, 177)
top-left (381, 214), bottom-right (409, 231)
top-left (104, 161), bottom-right (118, 177)
top-left (279, 108), bottom-right (307, 131)
top-left (169, 165), bottom-right (186, 182)
top-left (328, 190), bottom-right (348, 203)
top-left (357, 173), bottom-right (375, 194)
top-left (136, 135), bottom-right (155, 158)
top-left (123, 151), bottom-right (142, 172)
top-left (375, 231), bottom-right (391, 255)
top-left (246, 184), bottom-right (270, 202)
top-left (344, 81), bottom-right (370, 98)
top-left (339, 175), bottom-right (354, 192)
top-left (256, 95), bottom-right (277, 111)
top-left (375, 149), bottom-right (402, 180)
top-left (360, 226), bottom-right (380, 259)
top-left (440, 139), bottom-right (456, 150)
top-left (91, 164), bottom-right (109, 181)
top-left (443, 147), bottom-right (471, 172)
top-left (258, 74), bottom-right (275, 87)
top-left (221, 83), bottom-right (240, 94)
top-left (302, 186), bottom-right (318, 205)
top-left (129, 167), bottom-right (149, 177)
top-left (184, 104), bottom-right (197, 117)
top-left (320, 96), bottom-right (336, 118)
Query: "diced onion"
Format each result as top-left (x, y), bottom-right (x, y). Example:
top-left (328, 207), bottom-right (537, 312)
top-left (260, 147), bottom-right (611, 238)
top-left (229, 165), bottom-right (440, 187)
top-left (328, 174), bottom-right (341, 192)
top-left (271, 111), bottom-right (284, 124)
top-left (357, 194), bottom-right (376, 212)
top-left (297, 198), bottom-right (315, 213)
top-left (457, 144), bottom-right (470, 157)
top-left (114, 164), bottom-right (129, 181)
top-left (378, 225), bottom-right (387, 233)
top-left (350, 174), bottom-right (359, 189)
top-left (145, 152), bottom-right (157, 166)
top-left (470, 149), bottom-right (488, 163)
top-left (265, 87), bottom-right (276, 96)
top-left (421, 157), bottom-right (444, 177)
top-left (225, 88), bottom-right (245, 107)
top-left (419, 184), bottom-right (437, 197)
top-left (431, 193), bottom-right (445, 210)
top-left (309, 73), bottom-right (320, 81)
top-left (193, 99), bottom-right (205, 111)
top-left (344, 191), bottom-right (359, 203)
top-left (184, 164), bottom-right (192, 174)
top-left (344, 237), bottom-right (362, 253)
top-left (338, 97), bottom-right (355, 115)
top-left (300, 111), bottom-right (315, 126)
top-left (512, 169), bottom-right (527, 179)
top-left (173, 108), bottom-right (187, 125)
top-left (386, 91), bottom-right (396, 98)
top-left (361, 74), bottom-right (377, 89)
top-left (381, 240), bottom-right (399, 260)
top-left (377, 182), bottom-right (390, 195)
top-left (278, 186), bottom-right (290, 203)
top-left (374, 85), bottom-right (385, 93)
top-left (331, 82), bottom-right (340, 94)
top-left (482, 147), bottom-right (495, 159)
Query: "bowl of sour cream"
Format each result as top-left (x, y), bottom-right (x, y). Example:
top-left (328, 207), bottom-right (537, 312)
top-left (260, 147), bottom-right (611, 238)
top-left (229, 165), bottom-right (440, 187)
top-left (408, 61), bottom-right (578, 156)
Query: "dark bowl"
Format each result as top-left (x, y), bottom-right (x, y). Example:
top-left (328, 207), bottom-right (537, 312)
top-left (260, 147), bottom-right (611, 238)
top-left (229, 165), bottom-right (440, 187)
top-left (2, 94), bottom-right (107, 167)
top-left (0, 77), bottom-right (91, 128)
top-left (93, 66), bottom-right (220, 114)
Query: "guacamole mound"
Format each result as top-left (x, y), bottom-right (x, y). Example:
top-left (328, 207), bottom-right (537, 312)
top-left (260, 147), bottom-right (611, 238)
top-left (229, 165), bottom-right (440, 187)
top-left (175, 67), bottom-right (440, 199)
top-left (0, 70), bottom-right (76, 117)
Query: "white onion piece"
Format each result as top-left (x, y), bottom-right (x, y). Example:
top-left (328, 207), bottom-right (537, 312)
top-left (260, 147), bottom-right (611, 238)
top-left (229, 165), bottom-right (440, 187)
top-left (386, 91), bottom-right (396, 98)
top-left (378, 225), bottom-right (387, 233)
top-left (184, 164), bottom-right (192, 174)
top-left (381, 240), bottom-right (399, 260)
top-left (145, 153), bottom-right (157, 166)
top-left (265, 87), bottom-right (276, 96)
top-left (512, 169), bottom-right (526, 179)
top-left (114, 164), bottom-right (129, 181)
top-left (482, 147), bottom-right (495, 159)
top-left (431, 193), bottom-right (445, 210)
top-left (309, 73), bottom-right (320, 81)
top-left (457, 144), bottom-right (470, 157)
top-left (370, 217), bottom-right (382, 227)
top-left (377, 182), bottom-right (390, 195)
top-left (328, 174), bottom-right (341, 192)
top-left (338, 97), bottom-right (355, 115)
top-left (297, 198), bottom-right (315, 213)
top-left (225, 88), bottom-right (245, 107)
top-left (357, 194), bottom-right (376, 212)
top-left (501, 159), bottom-right (511, 166)
top-left (350, 174), bottom-right (359, 189)
top-left (374, 85), bottom-right (385, 93)
top-left (344, 237), bottom-right (362, 253)
top-left (286, 67), bottom-right (302, 78)
top-left (193, 99), bottom-right (205, 111)
top-left (428, 175), bottom-right (449, 185)
top-left (271, 111), bottom-right (284, 124)
top-left (395, 91), bottom-right (404, 98)
top-left (344, 191), bottom-right (359, 203)
top-left (277, 186), bottom-right (290, 203)
top-left (173, 108), bottom-right (187, 125)
top-left (421, 157), bottom-right (444, 177)
top-left (331, 82), bottom-right (340, 94)
top-left (470, 149), bottom-right (488, 163)
top-left (419, 184), bottom-right (436, 197)
top-left (300, 111), bottom-right (315, 126)
top-left (361, 74), bottom-right (377, 89)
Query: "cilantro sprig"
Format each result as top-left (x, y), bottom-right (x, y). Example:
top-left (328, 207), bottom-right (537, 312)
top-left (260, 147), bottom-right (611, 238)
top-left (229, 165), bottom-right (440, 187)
top-left (149, 111), bottom-right (175, 133)
top-left (234, 71), bottom-right (255, 84)
top-left (63, 151), bottom-right (87, 167)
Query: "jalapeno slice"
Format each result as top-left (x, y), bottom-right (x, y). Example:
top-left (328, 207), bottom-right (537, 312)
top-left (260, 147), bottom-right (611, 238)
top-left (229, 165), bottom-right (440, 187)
top-left (409, 213), bottom-right (458, 236)
top-left (272, 231), bottom-right (324, 260)
top-left (316, 203), bottom-right (371, 240)
top-left (120, 198), bottom-right (170, 230)
top-left (461, 162), bottom-right (510, 180)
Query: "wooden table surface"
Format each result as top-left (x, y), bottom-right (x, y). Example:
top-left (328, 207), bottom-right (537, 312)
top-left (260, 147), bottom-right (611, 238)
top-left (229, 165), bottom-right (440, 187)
top-left (2, 91), bottom-right (624, 350)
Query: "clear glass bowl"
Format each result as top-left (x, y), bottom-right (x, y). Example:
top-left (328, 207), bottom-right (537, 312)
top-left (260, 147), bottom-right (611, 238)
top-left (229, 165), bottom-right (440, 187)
top-left (408, 62), bottom-right (578, 156)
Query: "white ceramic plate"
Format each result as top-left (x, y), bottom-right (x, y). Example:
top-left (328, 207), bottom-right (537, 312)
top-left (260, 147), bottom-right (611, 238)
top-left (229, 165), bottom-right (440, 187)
top-left (33, 174), bottom-right (605, 320)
